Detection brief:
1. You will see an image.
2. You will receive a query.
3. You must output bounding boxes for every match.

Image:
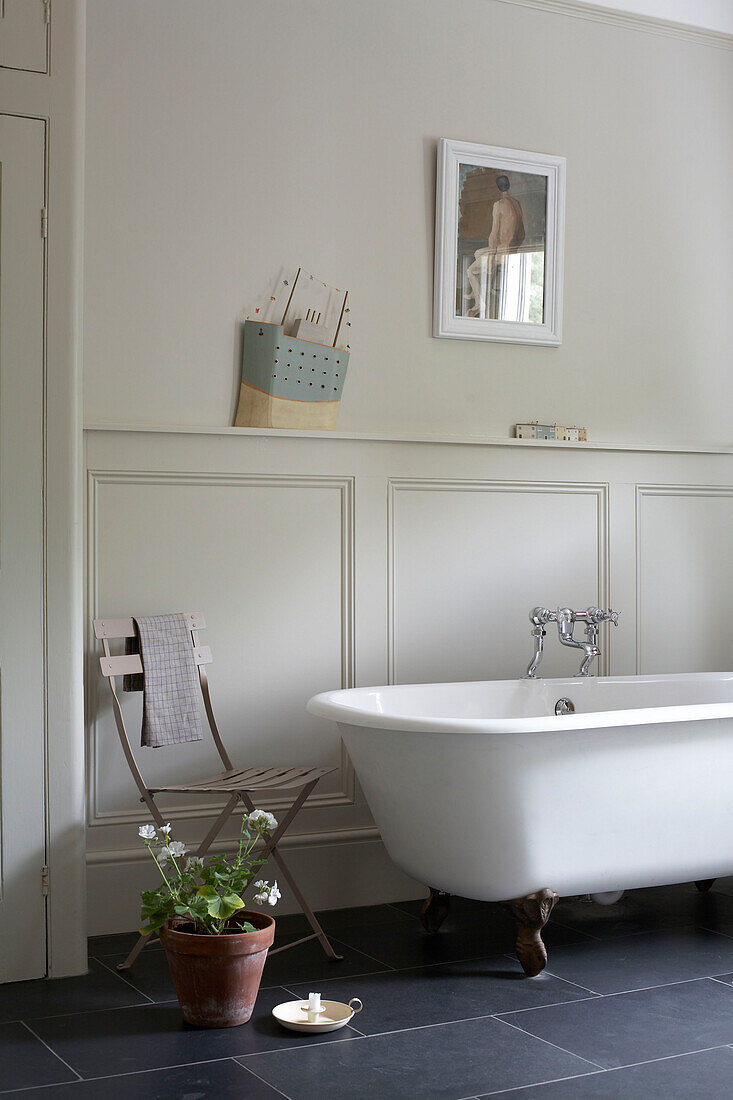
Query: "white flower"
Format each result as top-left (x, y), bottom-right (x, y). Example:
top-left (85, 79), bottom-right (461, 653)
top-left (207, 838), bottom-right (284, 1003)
top-left (252, 880), bottom-right (280, 906)
top-left (185, 856), bottom-right (204, 872)
top-left (247, 809), bottom-right (278, 833)
top-left (138, 824), bottom-right (156, 840)
top-left (167, 840), bottom-right (188, 858)
top-left (157, 847), bottom-right (171, 864)
top-left (252, 880), bottom-right (270, 905)
top-left (159, 823), bottom-right (172, 836)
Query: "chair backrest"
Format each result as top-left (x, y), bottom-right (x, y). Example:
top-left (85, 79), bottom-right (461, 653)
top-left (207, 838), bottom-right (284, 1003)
top-left (93, 613), bottom-right (233, 805)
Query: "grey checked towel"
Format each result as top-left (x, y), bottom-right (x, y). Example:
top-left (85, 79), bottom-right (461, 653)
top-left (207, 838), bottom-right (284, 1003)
top-left (123, 614), bottom-right (203, 748)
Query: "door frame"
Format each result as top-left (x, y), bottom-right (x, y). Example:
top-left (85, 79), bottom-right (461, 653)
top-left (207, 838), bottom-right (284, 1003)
top-left (0, 0), bottom-right (87, 977)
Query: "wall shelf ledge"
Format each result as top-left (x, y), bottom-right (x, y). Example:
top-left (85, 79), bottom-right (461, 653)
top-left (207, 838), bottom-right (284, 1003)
top-left (84, 422), bottom-right (733, 458)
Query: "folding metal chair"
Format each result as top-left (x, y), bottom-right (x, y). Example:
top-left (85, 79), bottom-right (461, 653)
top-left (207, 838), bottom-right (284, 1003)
top-left (94, 612), bottom-right (343, 970)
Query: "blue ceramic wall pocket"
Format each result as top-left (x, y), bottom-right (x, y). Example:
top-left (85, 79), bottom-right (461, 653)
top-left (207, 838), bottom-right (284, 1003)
top-left (235, 267), bottom-right (351, 430)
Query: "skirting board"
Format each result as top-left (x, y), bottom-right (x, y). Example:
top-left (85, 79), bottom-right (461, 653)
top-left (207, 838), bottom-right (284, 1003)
top-left (87, 837), bottom-right (424, 935)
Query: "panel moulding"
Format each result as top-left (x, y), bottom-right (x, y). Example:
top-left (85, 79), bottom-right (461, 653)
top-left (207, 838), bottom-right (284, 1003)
top-left (86, 469), bottom-right (356, 829)
top-left (387, 477), bottom-right (610, 683)
top-left (635, 483), bottom-right (733, 675)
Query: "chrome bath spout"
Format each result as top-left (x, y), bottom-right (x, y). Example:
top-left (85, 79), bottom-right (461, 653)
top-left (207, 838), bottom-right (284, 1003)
top-left (522, 606), bottom-right (619, 678)
top-left (557, 614), bottom-right (601, 676)
top-left (523, 625), bottom-right (546, 678)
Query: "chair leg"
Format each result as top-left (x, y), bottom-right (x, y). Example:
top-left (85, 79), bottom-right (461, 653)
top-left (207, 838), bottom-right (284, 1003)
top-left (271, 845), bottom-right (344, 960)
top-left (238, 787), bottom-right (343, 961)
top-left (194, 793), bottom-right (241, 859)
top-left (119, 794), bottom-right (241, 970)
top-left (116, 931), bottom-right (154, 972)
top-left (117, 797), bottom-right (169, 970)
top-left (122, 785), bottom-right (344, 969)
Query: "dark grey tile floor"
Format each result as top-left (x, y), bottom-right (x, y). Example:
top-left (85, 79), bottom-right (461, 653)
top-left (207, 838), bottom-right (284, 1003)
top-left (5, 883), bottom-right (733, 1097)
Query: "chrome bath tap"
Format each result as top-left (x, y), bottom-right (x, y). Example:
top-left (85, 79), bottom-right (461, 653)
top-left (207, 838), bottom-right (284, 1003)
top-left (522, 606), bottom-right (619, 678)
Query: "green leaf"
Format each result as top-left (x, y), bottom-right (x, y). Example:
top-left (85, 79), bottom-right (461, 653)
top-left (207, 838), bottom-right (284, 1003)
top-left (196, 886), bottom-right (245, 920)
top-left (236, 920), bottom-right (257, 933)
top-left (139, 911), bottom-right (167, 934)
top-left (196, 885), bottom-right (218, 900)
top-left (219, 893), bottom-right (245, 915)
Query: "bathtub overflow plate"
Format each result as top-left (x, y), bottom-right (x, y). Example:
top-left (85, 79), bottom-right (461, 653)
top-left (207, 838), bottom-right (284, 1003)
top-left (555, 697), bottom-right (575, 715)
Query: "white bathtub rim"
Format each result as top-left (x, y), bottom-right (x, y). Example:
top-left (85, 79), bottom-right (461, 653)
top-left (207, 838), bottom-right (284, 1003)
top-left (307, 671), bottom-right (733, 736)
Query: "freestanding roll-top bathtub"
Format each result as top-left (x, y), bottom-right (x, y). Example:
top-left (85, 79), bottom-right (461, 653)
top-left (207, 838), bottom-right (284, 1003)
top-left (308, 673), bottom-right (733, 973)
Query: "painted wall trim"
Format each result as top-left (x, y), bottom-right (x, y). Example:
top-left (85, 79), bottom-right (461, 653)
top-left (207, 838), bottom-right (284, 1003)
top-left (634, 483), bottom-right (733, 674)
top-left (88, 826), bottom-right (382, 868)
top-left (84, 425), bottom-right (733, 458)
top-left (86, 468), bottom-right (356, 828)
top-left (387, 478), bottom-right (609, 683)
top-left (45, 0), bottom-right (87, 979)
top-left (491, 0), bottom-right (733, 49)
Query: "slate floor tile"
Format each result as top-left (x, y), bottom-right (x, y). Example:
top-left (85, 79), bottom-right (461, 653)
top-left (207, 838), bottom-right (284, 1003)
top-left (5, 1057), bottom-right (284, 1099)
top-left (261, 902), bottom-right (415, 941)
top-left (260, 934), bottom-right (391, 988)
top-left (242, 1016), bottom-right (597, 1100)
top-left (88, 932), bottom-right (163, 958)
top-left (317, 902), bottom-right (415, 935)
top-left (711, 970), bottom-right (733, 986)
top-left (290, 954), bottom-right (595, 1035)
top-left (553, 884), bottom-right (733, 940)
top-left (331, 906), bottom-right (589, 970)
top-left (0, 960), bottom-right (148, 1024)
top-left (94, 949), bottom-right (176, 1003)
top-left (0, 1021), bottom-right (78, 1092)
top-left (391, 895), bottom-right (495, 924)
top-left (500, 977), bottom-right (733, 1069)
top-left (541, 927), bottom-right (733, 994)
top-left (99, 935), bottom-right (388, 1002)
top-left (28, 986), bottom-right (359, 1078)
top-left (698, 921), bottom-right (733, 943)
top-left (480, 1045), bottom-right (733, 1098)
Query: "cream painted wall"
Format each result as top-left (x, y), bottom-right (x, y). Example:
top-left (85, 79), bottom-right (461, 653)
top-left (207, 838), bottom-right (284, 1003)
top-left (83, 0), bottom-right (733, 447)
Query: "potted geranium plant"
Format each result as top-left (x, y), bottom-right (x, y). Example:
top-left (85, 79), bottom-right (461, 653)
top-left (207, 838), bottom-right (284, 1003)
top-left (138, 811), bottom-right (281, 1027)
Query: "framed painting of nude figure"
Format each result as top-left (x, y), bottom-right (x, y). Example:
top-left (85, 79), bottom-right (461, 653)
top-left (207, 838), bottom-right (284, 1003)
top-left (433, 139), bottom-right (566, 345)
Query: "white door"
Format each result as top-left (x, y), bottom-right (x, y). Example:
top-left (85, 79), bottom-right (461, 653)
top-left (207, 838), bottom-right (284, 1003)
top-left (0, 114), bottom-right (47, 982)
top-left (0, 0), bottom-right (49, 73)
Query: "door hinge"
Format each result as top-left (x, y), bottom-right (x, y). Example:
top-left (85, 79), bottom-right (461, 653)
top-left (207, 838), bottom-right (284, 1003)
top-left (41, 866), bottom-right (50, 896)
top-left (41, 207), bottom-right (48, 238)
top-left (44, 1), bottom-right (51, 26)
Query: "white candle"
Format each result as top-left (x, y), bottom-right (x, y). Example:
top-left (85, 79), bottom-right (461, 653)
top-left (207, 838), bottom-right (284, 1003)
top-left (307, 992), bottom-right (322, 1013)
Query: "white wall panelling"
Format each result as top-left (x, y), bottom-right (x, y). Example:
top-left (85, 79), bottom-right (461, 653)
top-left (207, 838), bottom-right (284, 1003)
top-left (388, 479), bottom-right (608, 684)
top-left (636, 486), bottom-right (733, 674)
top-left (85, 428), bottom-right (733, 932)
top-left (86, 469), bottom-right (356, 828)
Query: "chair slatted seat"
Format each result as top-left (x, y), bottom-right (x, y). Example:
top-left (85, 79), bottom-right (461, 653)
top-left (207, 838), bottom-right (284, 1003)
top-left (149, 766), bottom-right (332, 794)
top-left (93, 612), bottom-right (342, 971)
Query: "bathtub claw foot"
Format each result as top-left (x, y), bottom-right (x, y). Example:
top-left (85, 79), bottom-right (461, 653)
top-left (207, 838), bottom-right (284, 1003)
top-left (696, 878), bottom-right (716, 892)
top-left (421, 889), bottom-right (451, 933)
top-left (501, 888), bottom-right (559, 976)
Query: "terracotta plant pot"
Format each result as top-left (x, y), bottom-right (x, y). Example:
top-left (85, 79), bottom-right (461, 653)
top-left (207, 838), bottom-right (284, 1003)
top-left (159, 911), bottom-right (275, 1027)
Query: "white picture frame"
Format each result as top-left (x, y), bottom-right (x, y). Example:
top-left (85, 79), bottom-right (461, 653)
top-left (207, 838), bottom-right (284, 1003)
top-left (433, 138), bottom-right (566, 346)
